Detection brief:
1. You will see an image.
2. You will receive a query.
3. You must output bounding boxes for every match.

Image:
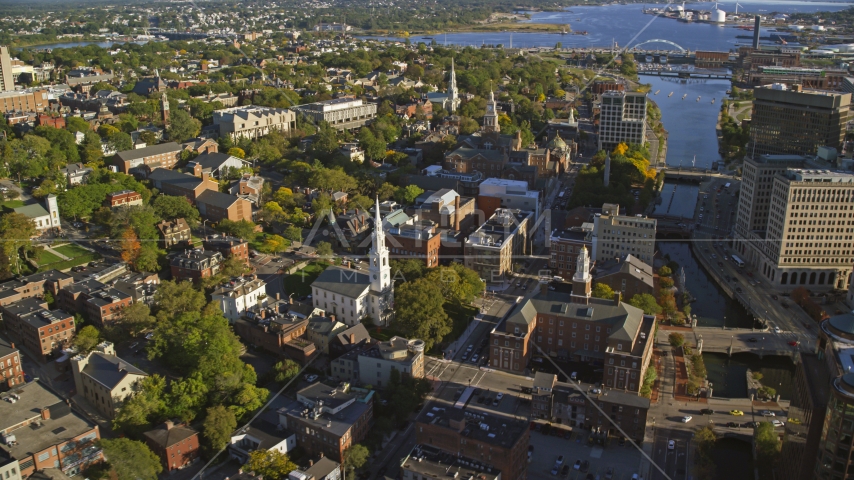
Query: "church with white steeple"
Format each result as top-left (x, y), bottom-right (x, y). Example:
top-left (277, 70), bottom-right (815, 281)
top-left (425, 58), bottom-right (460, 113)
top-left (310, 198), bottom-right (394, 326)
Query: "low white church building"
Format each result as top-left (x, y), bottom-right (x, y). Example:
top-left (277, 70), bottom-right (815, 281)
top-left (12, 194), bottom-right (61, 233)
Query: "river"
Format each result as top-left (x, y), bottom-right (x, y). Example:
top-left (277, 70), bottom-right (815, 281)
top-left (703, 351), bottom-right (796, 399)
top-left (26, 40), bottom-right (149, 50)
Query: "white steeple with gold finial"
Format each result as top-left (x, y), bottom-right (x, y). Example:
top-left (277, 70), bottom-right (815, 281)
top-left (482, 90), bottom-right (500, 133)
top-left (369, 197), bottom-right (391, 293)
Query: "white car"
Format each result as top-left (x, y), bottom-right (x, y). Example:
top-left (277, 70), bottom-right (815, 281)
top-left (774, 327), bottom-right (781, 334)
top-left (496, 393), bottom-right (504, 401)
top-left (304, 374), bottom-right (319, 383)
top-left (668, 440), bottom-right (675, 450)
top-left (470, 354), bottom-right (479, 363)
top-left (681, 415), bottom-right (693, 423)
top-left (772, 420), bottom-right (785, 427)
top-left (761, 410), bottom-right (776, 417)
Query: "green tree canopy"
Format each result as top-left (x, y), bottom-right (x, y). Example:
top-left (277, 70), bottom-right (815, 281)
top-left (74, 325), bottom-right (102, 354)
top-left (591, 283), bottom-right (615, 300)
top-left (203, 405), bottom-right (237, 452)
top-left (629, 293), bottom-right (662, 315)
top-left (245, 450), bottom-right (298, 479)
top-left (394, 278), bottom-right (451, 351)
top-left (152, 195), bottom-right (201, 226)
top-left (167, 109), bottom-right (202, 142)
top-left (98, 438), bottom-right (163, 480)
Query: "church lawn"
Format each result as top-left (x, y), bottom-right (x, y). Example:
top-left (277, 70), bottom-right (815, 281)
top-left (282, 261), bottom-right (329, 297)
top-left (53, 244), bottom-right (90, 258)
top-left (34, 249), bottom-right (63, 266)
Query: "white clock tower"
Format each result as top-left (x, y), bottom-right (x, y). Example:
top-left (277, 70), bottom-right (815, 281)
top-left (483, 90), bottom-right (500, 133)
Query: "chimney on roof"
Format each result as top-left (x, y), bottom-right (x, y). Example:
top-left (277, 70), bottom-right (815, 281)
top-left (454, 195), bottom-right (461, 232)
top-left (10, 343), bottom-right (14, 349)
top-left (330, 314), bottom-right (336, 322)
top-left (613, 291), bottom-right (621, 307)
top-left (41, 407), bottom-right (51, 420)
top-left (319, 452), bottom-right (324, 458)
top-left (164, 420), bottom-right (174, 430)
top-left (276, 293), bottom-right (281, 301)
top-left (260, 309), bottom-right (266, 319)
top-left (350, 333), bottom-right (356, 344)
top-left (309, 460), bottom-right (314, 467)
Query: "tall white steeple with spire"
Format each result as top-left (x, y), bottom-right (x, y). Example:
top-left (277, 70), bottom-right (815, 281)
top-left (447, 58), bottom-right (460, 113)
top-left (369, 197), bottom-right (391, 293)
top-left (571, 246), bottom-right (592, 302)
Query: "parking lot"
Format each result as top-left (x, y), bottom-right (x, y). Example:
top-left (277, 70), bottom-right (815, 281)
top-left (528, 430), bottom-right (643, 480)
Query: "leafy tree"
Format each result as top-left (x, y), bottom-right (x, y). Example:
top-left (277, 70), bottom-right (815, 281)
top-left (668, 332), bottom-right (685, 347)
top-left (227, 147), bottom-right (246, 159)
top-left (755, 421), bottom-right (781, 463)
top-left (311, 121), bottom-right (340, 159)
top-left (394, 278), bottom-right (451, 351)
top-left (112, 375), bottom-right (167, 436)
top-left (316, 241), bottom-right (333, 258)
top-left (358, 128), bottom-right (386, 162)
top-left (629, 293), bottom-right (662, 315)
top-left (344, 444), bottom-right (370, 474)
top-left (215, 219), bottom-right (258, 241)
top-left (393, 185), bottom-right (424, 205)
top-left (245, 450), bottom-right (298, 479)
top-left (391, 258), bottom-right (426, 285)
top-left (151, 280), bottom-right (207, 323)
top-left (423, 265), bottom-right (484, 305)
top-left (658, 266), bottom-right (673, 277)
top-left (74, 325), bottom-right (102, 354)
top-left (166, 374), bottom-right (209, 423)
top-left (758, 386), bottom-right (777, 399)
top-left (591, 283), bottom-right (615, 300)
top-left (203, 405), bottom-right (237, 452)
top-left (377, 182), bottom-right (397, 201)
top-left (167, 110), bottom-right (202, 142)
top-left (283, 225), bottom-right (303, 244)
top-left (106, 131), bottom-right (133, 153)
top-left (0, 213), bottom-right (37, 275)
top-left (152, 195), bottom-right (201, 226)
top-left (118, 302), bottom-right (156, 337)
top-left (66, 116), bottom-right (91, 134)
top-left (120, 227), bottom-right (142, 265)
top-left (98, 438), bottom-right (163, 480)
top-left (273, 359), bottom-right (300, 383)
top-left (659, 277), bottom-right (675, 289)
top-left (260, 234), bottom-right (289, 254)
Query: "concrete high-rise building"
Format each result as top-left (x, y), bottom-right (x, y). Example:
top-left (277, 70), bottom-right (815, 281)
top-left (598, 91), bottom-right (647, 152)
top-left (0, 47), bottom-right (13, 92)
top-left (591, 203), bottom-right (656, 266)
top-left (748, 84), bottom-right (851, 157)
top-left (734, 167), bottom-right (854, 290)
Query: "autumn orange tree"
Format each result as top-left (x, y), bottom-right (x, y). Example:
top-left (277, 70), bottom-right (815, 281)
top-left (120, 227), bottom-right (141, 265)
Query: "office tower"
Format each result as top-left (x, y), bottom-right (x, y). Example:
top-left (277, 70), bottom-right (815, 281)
top-left (598, 91), bottom-right (647, 152)
top-left (749, 84), bottom-right (850, 157)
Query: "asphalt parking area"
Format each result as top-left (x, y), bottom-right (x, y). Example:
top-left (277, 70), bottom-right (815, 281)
top-left (528, 430), bottom-right (643, 480)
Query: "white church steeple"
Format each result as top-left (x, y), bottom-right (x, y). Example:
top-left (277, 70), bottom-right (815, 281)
top-left (482, 90), bottom-right (500, 133)
top-left (369, 197), bottom-right (391, 293)
top-left (447, 58), bottom-right (459, 113)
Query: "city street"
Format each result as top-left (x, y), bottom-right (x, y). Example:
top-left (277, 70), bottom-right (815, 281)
top-left (648, 428), bottom-right (690, 480)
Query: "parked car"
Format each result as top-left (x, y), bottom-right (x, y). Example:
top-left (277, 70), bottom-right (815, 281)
top-left (681, 416), bottom-right (693, 423)
top-left (304, 374), bottom-right (319, 383)
top-left (772, 420), bottom-right (785, 427)
top-left (580, 461), bottom-right (590, 473)
top-left (730, 410), bottom-right (744, 416)
top-left (726, 422), bottom-right (739, 428)
top-left (700, 409), bottom-right (714, 415)
top-left (761, 410), bottom-right (776, 417)
top-left (573, 459), bottom-right (581, 471)
top-left (668, 440), bottom-right (675, 450)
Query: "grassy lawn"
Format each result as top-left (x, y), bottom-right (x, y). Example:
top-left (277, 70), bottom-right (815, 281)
top-left (0, 200), bottom-right (25, 210)
top-left (34, 249), bottom-right (63, 266)
top-left (53, 244), bottom-right (90, 258)
top-left (282, 262), bottom-right (329, 297)
top-left (37, 252), bottom-right (101, 272)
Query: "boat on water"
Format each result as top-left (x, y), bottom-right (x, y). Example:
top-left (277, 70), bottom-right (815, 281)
top-left (668, 92), bottom-right (674, 97)
top-left (682, 94), bottom-right (687, 100)
top-left (654, 90), bottom-right (660, 95)
top-left (696, 96), bottom-right (701, 102)
top-left (711, 98), bottom-right (715, 104)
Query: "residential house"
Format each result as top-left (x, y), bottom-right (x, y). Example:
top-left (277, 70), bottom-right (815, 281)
top-left (211, 275), bottom-right (267, 322)
top-left (290, 456), bottom-right (341, 480)
top-left (59, 163), bottom-right (93, 187)
top-left (182, 138), bottom-right (218, 155)
top-left (228, 419), bottom-right (296, 465)
top-left (232, 299), bottom-right (317, 363)
top-left (156, 218), bottom-right (191, 248)
top-left (169, 250), bottom-right (223, 282)
top-left (236, 175), bottom-right (264, 205)
top-left (143, 421), bottom-right (201, 472)
top-left (306, 314), bottom-right (347, 355)
top-left (70, 342), bottom-right (147, 419)
top-left (187, 152), bottom-right (247, 179)
top-left (104, 190), bottom-right (143, 209)
top-left (203, 235), bottom-right (250, 264)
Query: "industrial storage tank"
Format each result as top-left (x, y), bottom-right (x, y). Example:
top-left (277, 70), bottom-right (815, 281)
top-left (712, 9), bottom-right (726, 23)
